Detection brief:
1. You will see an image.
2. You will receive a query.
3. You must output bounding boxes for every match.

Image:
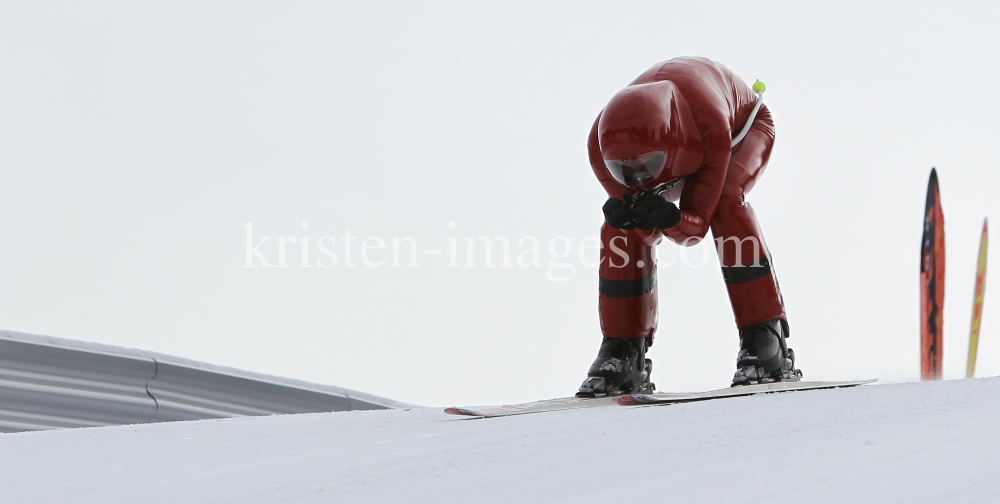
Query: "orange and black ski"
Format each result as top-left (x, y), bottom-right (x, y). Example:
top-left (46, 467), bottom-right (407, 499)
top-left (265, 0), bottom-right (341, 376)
top-left (920, 168), bottom-right (945, 380)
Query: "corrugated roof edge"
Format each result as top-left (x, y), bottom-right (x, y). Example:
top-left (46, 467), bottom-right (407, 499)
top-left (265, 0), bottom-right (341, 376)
top-left (0, 329), bottom-right (417, 409)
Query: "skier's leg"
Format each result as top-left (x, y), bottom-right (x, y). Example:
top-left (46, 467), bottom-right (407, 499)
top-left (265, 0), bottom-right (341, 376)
top-left (712, 201), bottom-right (786, 327)
top-left (577, 223), bottom-right (660, 397)
top-left (710, 106), bottom-right (800, 384)
top-left (710, 105), bottom-right (785, 328)
top-left (598, 222), bottom-right (659, 342)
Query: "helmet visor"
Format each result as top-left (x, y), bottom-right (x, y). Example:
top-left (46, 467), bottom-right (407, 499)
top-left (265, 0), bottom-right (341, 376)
top-left (604, 151), bottom-right (667, 187)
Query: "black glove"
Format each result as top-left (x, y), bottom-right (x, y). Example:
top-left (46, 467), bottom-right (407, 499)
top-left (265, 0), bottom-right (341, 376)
top-left (630, 193), bottom-right (682, 230)
top-left (602, 194), bottom-right (638, 230)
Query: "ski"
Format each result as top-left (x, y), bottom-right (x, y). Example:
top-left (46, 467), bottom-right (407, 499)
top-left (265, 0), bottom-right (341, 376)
top-left (920, 168), bottom-right (945, 380)
top-left (967, 218), bottom-right (988, 379)
top-left (445, 379), bottom-right (876, 418)
top-left (617, 379), bottom-right (876, 406)
top-left (444, 395), bottom-right (621, 418)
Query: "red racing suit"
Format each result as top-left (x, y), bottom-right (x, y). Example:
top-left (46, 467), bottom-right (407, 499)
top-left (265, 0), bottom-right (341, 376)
top-left (588, 57), bottom-right (786, 342)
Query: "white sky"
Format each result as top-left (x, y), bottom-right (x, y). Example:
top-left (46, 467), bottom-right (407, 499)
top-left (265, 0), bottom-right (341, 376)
top-left (1, 1), bottom-right (999, 407)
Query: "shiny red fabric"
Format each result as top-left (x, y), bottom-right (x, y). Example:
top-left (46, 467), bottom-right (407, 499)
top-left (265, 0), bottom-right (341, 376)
top-left (598, 223), bottom-right (662, 339)
top-left (597, 81), bottom-right (704, 191)
top-left (590, 57), bottom-right (787, 338)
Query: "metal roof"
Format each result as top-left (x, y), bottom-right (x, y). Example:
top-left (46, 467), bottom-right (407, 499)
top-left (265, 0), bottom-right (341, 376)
top-left (0, 330), bottom-right (409, 432)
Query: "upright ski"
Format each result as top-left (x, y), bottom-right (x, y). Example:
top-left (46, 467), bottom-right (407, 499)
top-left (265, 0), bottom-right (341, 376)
top-left (920, 168), bottom-right (945, 380)
top-left (967, 218), bottom-right (988, 378)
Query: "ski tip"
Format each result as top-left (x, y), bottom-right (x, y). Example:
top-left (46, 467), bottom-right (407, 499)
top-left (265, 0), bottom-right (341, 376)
top-left (444, 407), bottom-right (476, 416)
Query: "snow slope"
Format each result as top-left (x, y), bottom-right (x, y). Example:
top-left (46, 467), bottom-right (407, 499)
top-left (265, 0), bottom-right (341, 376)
top-left (1, 378), bottom-right (998, 503)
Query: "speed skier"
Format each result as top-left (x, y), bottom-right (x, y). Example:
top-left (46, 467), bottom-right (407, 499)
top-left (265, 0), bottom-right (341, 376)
top-left (578, 57), bottom-right (802, 397)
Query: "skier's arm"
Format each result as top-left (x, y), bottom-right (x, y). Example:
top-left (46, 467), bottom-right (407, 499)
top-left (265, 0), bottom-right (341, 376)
top-left (661, 125), bottom-right (731, 245)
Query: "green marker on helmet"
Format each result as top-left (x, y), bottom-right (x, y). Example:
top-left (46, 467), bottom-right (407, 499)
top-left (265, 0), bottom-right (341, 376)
top-left (752, 80), bottom-right (766, 94)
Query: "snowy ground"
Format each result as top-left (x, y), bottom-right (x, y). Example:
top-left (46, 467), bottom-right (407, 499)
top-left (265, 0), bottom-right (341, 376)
top-left (1, 378), bottom-right (998, 503)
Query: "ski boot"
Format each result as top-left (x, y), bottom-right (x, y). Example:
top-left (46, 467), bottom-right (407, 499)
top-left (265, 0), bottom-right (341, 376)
top-left (576, 337), bottom-right (654, 397)
top-left (731, 318), bottom-right (803, 386)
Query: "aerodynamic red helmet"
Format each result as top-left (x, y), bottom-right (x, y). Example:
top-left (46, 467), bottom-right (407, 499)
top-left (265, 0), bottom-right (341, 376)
top-left (598, 81), bottom-right (704, 193)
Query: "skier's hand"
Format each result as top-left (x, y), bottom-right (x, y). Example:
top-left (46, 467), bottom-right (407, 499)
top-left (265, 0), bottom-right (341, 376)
top-left (630, 194), bottom-right (681, 231)
top-left (603, 195), bottom-right (638, 230)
